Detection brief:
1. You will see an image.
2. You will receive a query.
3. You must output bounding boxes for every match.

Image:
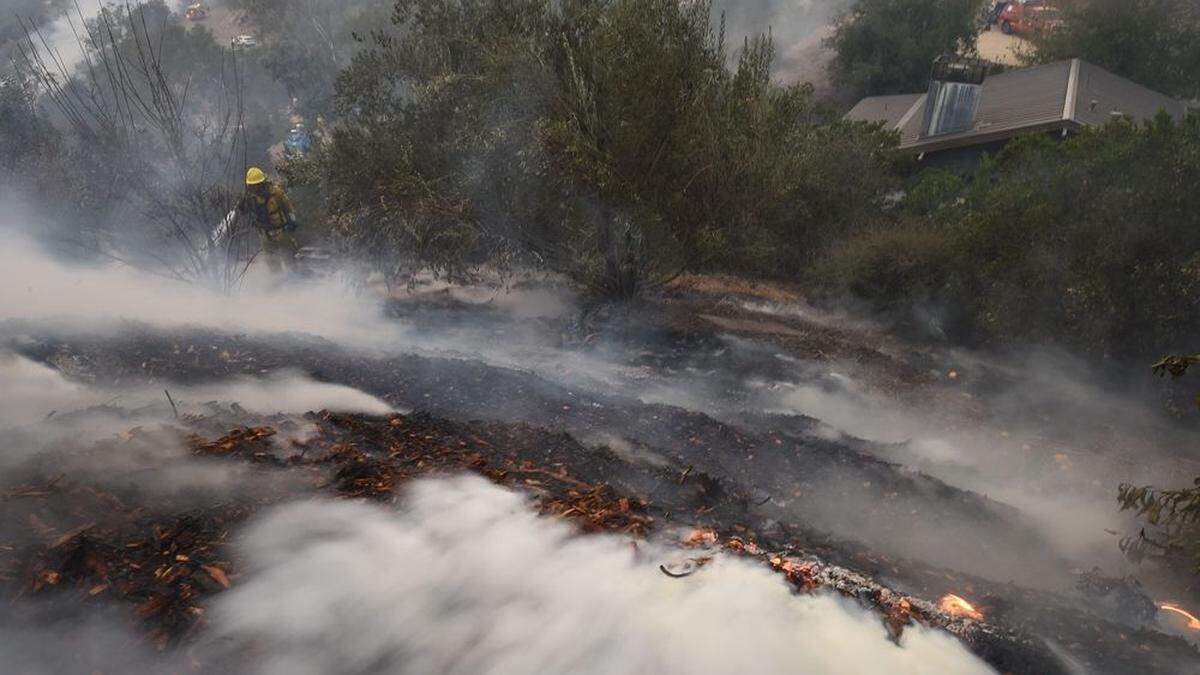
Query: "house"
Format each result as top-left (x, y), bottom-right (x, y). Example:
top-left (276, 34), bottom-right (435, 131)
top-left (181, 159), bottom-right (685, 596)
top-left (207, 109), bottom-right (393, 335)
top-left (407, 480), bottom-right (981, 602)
top-left (845, 57), bottom-right (1189, 169)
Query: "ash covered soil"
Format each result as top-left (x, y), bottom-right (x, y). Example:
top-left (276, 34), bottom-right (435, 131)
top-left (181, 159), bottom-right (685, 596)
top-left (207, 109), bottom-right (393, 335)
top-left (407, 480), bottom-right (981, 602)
top-left (3, 274), bottom-right (1200, 674)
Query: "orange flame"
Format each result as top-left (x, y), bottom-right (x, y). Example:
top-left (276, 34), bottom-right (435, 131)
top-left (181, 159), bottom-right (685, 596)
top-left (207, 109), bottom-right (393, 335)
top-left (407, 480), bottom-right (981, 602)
top-left (938, 593), bottom-right (984, 621)
top-left (1160, 603), bottom-right (1200, 630)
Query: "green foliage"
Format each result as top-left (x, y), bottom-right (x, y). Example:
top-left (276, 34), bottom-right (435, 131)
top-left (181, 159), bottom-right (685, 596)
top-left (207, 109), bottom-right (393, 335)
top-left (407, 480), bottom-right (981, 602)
top-left (822, 223), bottom-right (957, 308)
top-left (5, 1), bottom-right (290, 284)
top-left (1031, 0), bottom-right (1200, 100)
top-left (819, 113), bottom-right (1200, 358)
top-left (308, 0), bottom-right (898, 295)
top-left (223, 0), bottom-right (393, 117)
top-left (1118, 480), bottom-right (1200, 575)
top-left (1152, 354), bottom-right (1200, 381)
top-left (825, 0), bottom-right (981, 100)
top-left (1121, 358), bottom-right (1200, 576)
top-left (0, 74), bottom-right (58, 175)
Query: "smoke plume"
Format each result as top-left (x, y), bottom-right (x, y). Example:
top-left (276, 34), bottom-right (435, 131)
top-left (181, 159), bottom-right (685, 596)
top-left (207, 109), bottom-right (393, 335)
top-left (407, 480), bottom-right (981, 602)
top-left (208, 475), bottom-right (995, 675)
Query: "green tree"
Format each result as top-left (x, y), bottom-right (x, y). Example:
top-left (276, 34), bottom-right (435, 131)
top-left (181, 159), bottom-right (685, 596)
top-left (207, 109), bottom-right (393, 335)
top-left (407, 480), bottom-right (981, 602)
top-left (223, 0), bottom-right (392, 117)
top-left (0, 73), bottom-right (57, 176)
top-left (1114, 356), bottom-right (1200, 578)
top-left (825, 0), bottom-right (981, 100)
top-left (305, 0), bottom-right (898, 295)
top-left (1032, 0), bottom-right (1200, 100)
top-left (13, 1), bottom-right (285, 285)
top-left (819, 113), bottom-right (1200, 359)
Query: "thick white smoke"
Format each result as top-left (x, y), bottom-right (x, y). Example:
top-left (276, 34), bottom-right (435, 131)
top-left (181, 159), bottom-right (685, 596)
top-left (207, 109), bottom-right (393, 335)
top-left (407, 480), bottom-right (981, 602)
top-left (0, 352), bottom-right (392, 499)
top-left (0, 228), bottom-right (394, 348)
top-left (0, 353), bottom-right (392, 430)
top-left (0, 611), bottom-right (178, 675)
top-left (0, 226), bottom-right (635, 390)
top-left (209, 475), bottom-right (994, 675)
top-left (712, 0), bottom-right (850, 85)
top-left (741, 329), bottom-right (1162, 571)
top-left (36, 3), bottom-right (96, 73)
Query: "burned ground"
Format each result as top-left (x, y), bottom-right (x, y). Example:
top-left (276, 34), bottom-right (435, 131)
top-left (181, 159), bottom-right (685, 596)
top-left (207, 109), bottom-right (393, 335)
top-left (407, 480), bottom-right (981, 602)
top-left (0, 400), bottom-right (1194, 673)
top-left (3, 279), bottom-right (1200, 673)
top-left (5, 319), bottom-right (1066, 582)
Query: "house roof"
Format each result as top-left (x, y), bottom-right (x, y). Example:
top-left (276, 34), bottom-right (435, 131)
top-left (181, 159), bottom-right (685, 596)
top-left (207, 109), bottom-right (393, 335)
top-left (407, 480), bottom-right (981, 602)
top-left (845, 59), bottom-right (1188, 155)
top-left (844, 93), bottom-right (924, 129)
top-left (1070, 60), bottom-right (1185, 127)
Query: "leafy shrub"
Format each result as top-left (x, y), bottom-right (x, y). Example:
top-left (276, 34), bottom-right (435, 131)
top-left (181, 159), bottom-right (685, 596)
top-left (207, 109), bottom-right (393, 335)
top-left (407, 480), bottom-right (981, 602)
top-left (821, 224), bottom-right (956, 308)
top-left (8, 1), bottom-right (290, 285)
top-left (1118, 480), bottom-right (1200, 576)
top-left (305, 0), bottom-right (899, 296)
top-left (819, 113), bottom-right (1200, 359)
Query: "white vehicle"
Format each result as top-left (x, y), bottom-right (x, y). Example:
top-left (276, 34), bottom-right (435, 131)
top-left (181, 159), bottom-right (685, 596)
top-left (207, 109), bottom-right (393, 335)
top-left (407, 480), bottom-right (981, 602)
top-left (230, 34), bottom-right (258, 49)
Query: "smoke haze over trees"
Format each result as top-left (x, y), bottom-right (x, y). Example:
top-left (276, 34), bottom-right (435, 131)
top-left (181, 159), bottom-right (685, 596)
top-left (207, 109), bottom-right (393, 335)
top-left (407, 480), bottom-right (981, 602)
top-left (300, 0), bottom-right (899, 295)
top-left (4, 0), bottom-right (291, 282)
top-left (0, 0), bottom-right (1195, 376)
top-left (0, 2), bottom-right (1194, 360)
top-left (222, 0), bottom-right (393, 117)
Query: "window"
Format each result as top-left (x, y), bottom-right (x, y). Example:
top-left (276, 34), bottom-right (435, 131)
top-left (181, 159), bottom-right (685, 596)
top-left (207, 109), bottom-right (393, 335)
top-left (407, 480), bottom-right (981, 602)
top-left (921, 80), bottom-right (981, 137)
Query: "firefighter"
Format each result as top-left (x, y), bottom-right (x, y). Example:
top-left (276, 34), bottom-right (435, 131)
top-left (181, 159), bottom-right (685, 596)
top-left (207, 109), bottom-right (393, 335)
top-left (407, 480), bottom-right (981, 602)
top-left (239, 167), bottom-right (300, 274)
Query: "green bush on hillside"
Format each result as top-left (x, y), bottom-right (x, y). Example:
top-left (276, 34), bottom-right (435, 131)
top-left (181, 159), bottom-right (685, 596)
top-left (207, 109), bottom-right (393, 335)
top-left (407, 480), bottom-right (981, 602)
top-left (818, 113), bottom-right (1200, 359)
top-left (300, 0), bottom-right (900, 296)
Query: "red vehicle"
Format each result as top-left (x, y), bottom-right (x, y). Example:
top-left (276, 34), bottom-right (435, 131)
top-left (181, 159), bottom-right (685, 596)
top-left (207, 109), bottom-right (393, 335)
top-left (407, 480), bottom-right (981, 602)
top-left (185, 3), bottom-right (208, 21)
top-left (998, 0), bottom-right (1062, 36)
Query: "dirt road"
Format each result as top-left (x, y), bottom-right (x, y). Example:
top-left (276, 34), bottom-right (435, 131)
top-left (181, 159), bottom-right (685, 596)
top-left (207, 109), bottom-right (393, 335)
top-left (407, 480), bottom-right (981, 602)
top-left (976, 26), bottom-right (1034, 66)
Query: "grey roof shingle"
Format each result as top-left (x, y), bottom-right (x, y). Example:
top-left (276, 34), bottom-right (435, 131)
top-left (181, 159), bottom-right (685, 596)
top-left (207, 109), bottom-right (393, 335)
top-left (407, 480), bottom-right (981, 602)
top-left (845, 93), bottom-right (924, 129)
top-left (846, 59), bottom-right (1186, 154)
top-left (1071, 60), bottom-right (1188, 126)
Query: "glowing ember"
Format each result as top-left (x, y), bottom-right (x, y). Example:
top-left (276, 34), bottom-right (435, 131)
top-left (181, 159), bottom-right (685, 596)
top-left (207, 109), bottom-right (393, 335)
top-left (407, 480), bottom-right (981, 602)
top-left (938, 593), bottom-right (984, 621)
top-left (1160, 603), bottom-right (1200, 630)
top-left (682, 528), bottom-right (718, 547)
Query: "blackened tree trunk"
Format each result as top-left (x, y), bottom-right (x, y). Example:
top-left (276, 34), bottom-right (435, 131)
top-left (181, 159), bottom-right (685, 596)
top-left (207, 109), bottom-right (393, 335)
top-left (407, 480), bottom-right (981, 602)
top-left (596, 207), bottom-right (640, 300)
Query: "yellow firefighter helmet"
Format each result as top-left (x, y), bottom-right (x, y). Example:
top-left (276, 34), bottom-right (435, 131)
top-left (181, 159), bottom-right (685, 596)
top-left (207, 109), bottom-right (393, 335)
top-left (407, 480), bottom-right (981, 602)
top-left (245, 167), bottom-right (267, 185)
